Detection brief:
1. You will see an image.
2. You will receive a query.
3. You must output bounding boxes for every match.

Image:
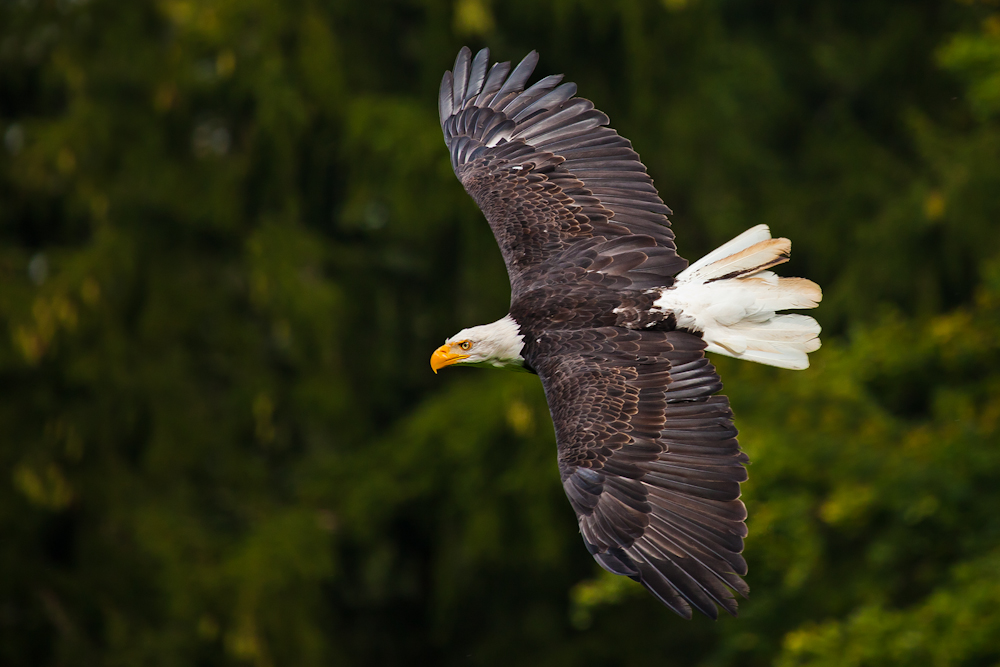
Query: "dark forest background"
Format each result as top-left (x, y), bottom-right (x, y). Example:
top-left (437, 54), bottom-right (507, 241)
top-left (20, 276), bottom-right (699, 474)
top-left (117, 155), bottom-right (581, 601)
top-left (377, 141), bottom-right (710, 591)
top-left (2, 0), bottom-right (1000, 664)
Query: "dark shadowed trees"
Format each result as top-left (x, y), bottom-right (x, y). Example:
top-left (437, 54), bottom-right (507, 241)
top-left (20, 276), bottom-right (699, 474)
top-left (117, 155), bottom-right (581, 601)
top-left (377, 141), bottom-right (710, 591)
top-left (1, 0), bottom-right (999, 664)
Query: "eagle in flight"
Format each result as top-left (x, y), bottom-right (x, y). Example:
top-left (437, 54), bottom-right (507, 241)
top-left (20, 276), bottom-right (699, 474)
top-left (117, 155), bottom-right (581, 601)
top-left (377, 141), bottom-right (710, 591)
top-left (430, 47), bottom-right (821, 619)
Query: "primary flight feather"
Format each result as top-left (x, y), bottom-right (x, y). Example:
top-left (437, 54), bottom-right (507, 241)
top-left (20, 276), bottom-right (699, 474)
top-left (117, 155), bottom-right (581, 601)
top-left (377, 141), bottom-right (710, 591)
top-left (430, 47), bottom-right (822, 619)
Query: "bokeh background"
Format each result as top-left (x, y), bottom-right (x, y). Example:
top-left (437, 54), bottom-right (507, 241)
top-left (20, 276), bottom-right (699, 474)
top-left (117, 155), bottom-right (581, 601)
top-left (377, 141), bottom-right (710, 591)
top-left (3, 0), bottom-right (1000, 664)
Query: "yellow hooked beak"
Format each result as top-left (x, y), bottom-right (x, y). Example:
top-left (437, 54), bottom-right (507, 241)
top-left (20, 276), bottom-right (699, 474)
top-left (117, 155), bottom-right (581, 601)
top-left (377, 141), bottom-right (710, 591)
top-left (430, 343), bottom-right (469, 373)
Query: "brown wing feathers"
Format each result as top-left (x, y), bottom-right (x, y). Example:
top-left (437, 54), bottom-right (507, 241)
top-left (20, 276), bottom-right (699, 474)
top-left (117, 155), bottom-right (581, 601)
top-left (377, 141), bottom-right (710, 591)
top-left (440, 47), bottom-right (687, 295)
top-left (532, 329), bottom-right (749, 619)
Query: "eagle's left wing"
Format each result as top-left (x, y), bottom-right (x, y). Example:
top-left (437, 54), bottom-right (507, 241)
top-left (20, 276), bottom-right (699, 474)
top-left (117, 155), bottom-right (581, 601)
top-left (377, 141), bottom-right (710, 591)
top-left (528, 327), bottom-right (750, 619)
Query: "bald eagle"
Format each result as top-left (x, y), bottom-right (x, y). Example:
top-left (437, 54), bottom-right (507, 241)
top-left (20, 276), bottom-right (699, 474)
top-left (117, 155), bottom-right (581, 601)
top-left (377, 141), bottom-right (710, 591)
top-left (430, 48), bottom-right (821, 619)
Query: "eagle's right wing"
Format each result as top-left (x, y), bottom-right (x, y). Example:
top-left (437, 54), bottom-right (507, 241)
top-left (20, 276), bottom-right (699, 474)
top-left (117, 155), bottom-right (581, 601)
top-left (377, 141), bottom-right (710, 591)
top-left (439, 47), bottom-right (687, 299)
top-left (529, 327), bottom-right (749, 619)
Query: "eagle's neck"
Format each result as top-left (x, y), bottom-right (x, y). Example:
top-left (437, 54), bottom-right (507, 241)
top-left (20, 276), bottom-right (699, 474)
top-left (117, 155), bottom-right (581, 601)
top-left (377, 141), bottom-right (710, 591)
top-left (471, 314), bottom-right (527, 370)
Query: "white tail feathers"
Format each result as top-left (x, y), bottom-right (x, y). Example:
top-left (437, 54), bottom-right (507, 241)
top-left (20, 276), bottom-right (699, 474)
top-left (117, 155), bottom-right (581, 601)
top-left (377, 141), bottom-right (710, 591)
top-left (683, 224), bottom-right (774, 274)
top-left (682, 224), bottom-right (790, 282)
top-left (703, 313), bottom-right (821, 369)
top-left (657, 225), bottom-right (822, 370)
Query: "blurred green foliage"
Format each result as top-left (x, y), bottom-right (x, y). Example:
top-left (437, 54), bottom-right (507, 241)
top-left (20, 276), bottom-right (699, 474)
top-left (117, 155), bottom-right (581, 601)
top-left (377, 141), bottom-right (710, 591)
top-left (1, 0), bottom-right (999, 664)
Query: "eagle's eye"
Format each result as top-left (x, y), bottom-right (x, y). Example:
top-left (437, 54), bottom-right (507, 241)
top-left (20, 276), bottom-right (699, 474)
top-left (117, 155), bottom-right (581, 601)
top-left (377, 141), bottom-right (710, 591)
top-left (458, 340), bottom-right (472, 351)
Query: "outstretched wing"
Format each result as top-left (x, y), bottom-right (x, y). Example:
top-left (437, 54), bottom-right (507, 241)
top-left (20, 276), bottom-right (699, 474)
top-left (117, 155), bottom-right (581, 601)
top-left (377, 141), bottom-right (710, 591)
top-left (440, 47), bottom-right (687, 299)
top-left (528, 327), bottom-right (749, 619)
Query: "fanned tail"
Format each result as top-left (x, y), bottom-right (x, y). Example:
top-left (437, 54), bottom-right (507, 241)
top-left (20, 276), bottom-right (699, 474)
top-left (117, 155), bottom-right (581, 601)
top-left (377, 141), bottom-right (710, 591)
top-left (657, 225), bottom-right (822, 370)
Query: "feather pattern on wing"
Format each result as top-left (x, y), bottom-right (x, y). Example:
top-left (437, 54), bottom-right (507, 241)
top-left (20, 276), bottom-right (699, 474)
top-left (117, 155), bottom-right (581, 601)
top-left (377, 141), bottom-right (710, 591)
top-left (527, 328), bottom-right (748, 620)
top-left (440, 47), bottom-right (687, 299)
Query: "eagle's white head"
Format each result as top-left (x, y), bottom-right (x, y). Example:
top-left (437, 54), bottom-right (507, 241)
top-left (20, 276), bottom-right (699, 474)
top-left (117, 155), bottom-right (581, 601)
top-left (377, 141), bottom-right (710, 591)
top-left (430, 314), bottom-right (526, 373)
